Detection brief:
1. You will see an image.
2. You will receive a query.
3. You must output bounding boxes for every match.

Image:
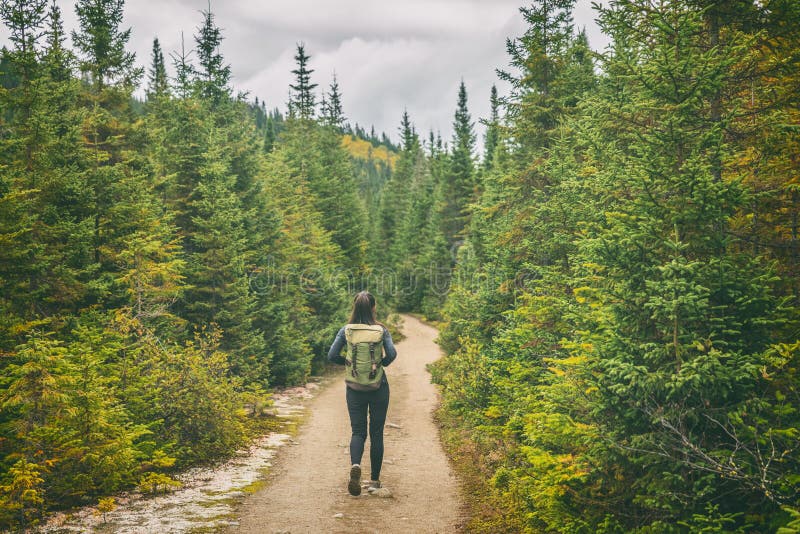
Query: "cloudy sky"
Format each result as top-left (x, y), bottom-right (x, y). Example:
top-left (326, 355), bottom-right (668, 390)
top-left (1, 0), bottom-right (609, 147)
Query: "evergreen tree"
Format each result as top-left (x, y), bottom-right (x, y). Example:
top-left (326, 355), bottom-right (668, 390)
top-left (0, 0), bottom-right (47, 83)
top-left (321, 73), bottom-right (345, 128)
top-left (482, 84), bottom-right (500, 171)
top-left (562, 1), bottom-right (800, 526)
top-left (42, 1), bottom-right (71, 81)
top-left (171, 32), bottom-right (193, 98)
top-left (499, 0), bottom-right (575, 156)
top-left (253, 149), bottom-right (348, 383)
top-left (146, 37), bottom-right (168, 100)
top-left (399, 109), bottom-right (416, 150)
top-left (0, 0), bottom-right (48, 171)
top-left (281, 118), bottom-right (367, 275)
top-left (0, 0), bottom-right (372, 526)
top-left (440, 81), bottom-right (475, 248)
top-left (0, 0), bottom-right (94, 348)
top-left (193, 6), bottom-right (231, 104)
top-left (72, 0), bottom-right (140, 89)
top-left (376, 110), bottom-right (419, 276)
top-left (288, 43), bottom-right (317, 119)
top-left (435, 0), bottom-right (800, 531)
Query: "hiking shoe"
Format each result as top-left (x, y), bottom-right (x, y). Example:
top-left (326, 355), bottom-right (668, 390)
top-left (367, 480), bottom-right (381, 492)
top-left (348, 464), bottom-right (361, 496)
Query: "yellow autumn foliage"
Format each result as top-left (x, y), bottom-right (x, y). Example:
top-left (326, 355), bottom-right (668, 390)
top-left (340, 134), bottom-right (398, 169)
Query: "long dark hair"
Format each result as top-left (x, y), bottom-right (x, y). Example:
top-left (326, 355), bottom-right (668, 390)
top-left (348, 291), bottom-right (380, 325)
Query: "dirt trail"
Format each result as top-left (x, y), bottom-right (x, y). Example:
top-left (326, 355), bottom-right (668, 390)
top-left (231, 314), bottom-right (461, 533)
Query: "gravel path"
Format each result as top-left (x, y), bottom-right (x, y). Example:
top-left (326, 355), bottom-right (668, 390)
top-left (230, 314), bottom-right (462, 533)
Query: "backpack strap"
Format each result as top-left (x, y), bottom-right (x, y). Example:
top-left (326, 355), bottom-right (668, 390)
top-left (348, 342), bottom-right (358, 378)
top-left (368, 342), bottom-right (378, 379)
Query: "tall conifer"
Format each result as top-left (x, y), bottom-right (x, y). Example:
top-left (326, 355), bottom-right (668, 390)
top-left (289, 43), bottom-right (317, 119)
top-left (146, 37), bottom-right (168, 99)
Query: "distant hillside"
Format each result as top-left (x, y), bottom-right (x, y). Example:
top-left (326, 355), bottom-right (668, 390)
top-left (341, 134), bottom-right (398, 169)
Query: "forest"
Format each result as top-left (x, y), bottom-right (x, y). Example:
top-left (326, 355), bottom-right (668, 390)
top-left (0, 0), bottom-right (799, 531)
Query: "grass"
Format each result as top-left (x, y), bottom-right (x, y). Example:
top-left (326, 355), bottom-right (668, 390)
top-left (434, 405), bottom-right (524, 534)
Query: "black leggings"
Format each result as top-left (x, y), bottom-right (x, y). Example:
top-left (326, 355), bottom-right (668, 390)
top-left (346, 380), bottom-right (390, 481)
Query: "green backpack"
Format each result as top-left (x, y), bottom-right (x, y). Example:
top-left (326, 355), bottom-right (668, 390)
top-left (344, 323), bottom-right (385, 391)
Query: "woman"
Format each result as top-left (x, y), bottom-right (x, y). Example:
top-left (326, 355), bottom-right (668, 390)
top-left (328, 291), bottom-right (397, 496)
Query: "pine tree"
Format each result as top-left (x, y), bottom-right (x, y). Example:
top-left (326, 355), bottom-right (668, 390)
top-left (566, 1), bottom-right (800, 526)
top-left (440, 80), bottom-right (475, 248)
top-left (281, 116), bottom-right (367, 275)
top-left (253, 149), bottom-right (347, 384)
top-left (0, 0), bottom-right (47, 334)
top-left (146, 37), bottom-right (168, 100)
top-left (49, 326), bottom-right (143, 501)
top-left (181, 128), bottom-right (267, 384)
top-left (72, 0), bottom-right (140, 89)
top-left (321, 73), bottom-right (345, 129)
top-left (0, 0), bottom-right (48, 171)
top-left (42, 1), bottom-right (71, 81)
top-left (376, 111), bottom-right (419, 275)
top-left (193, 6), bottom-right (231, 104)
top-left (0, 459), bottom-right (45, 527)
top-left (263, 113), bottom-right (277, 152)
top-left (482, 84), bottom-right (500, 171)
top-left (0, 0), bottom-right (95, 348)
top-left (399, 109), bottom-right (416, 150)
top-left (0, 0), bottom-right (47, 83)
top-left (171, 32), bottom-right (193, 99)
top-left (498, 0), bottom-right (575, 156)
top-left (288, 43), bottom-right (317, 119)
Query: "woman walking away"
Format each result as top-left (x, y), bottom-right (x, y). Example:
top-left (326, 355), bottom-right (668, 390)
top-left (328, 291), bottom-right (397, 496)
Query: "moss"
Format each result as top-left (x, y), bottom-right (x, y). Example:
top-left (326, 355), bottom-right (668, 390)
top-left (240, 478), bottom-right (268, 495)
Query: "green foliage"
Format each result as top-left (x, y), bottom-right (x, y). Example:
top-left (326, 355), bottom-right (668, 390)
top-left (434, 0), bottom-right (800, 532)
top-left (280, 113), bottom-right (368, 275)
top-left (137, 472), bottom-right (181, 494)
top-left (72, 0), bottom-right (140, 88)
top-left (441, 81), bottom-right (476, 248)
top-left (0, 459), bottom-right (45, 528)
top-left (288, 43), bottom-right (317, 119)
top-left (95, 496), bottom-right (116, 522)
top-left (778, 507), bottom-right (800, 534)
top-left (0, 2), bottom-right (370, 528)
top-left (321, 74), bottom-right (345, 129)
top-left (146, 37), bottom-right (168, 99)
top-left (2, 0), bottom-right (796, 531)
top-left (193, 6), bottom-right (230, 104)
top-left (482, 84), bottom-right (500, 171)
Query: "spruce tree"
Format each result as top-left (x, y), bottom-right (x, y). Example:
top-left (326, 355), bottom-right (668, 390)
top-left (42, 1), bottom-right (71, 81)
top-left (399, 109), bottom-right (416, 151)
top-left (321, 73), bottom-right (345, 129)
top-left (0, 0), bottom-right (94, 342)
top-left (0, 0), bottom-right (48, 82)
top-left (288, 43), bottom-right (317, 119)
top-left (72, 0), bottom-right (140, 89)
top-left (254, 149), bottom-right (347, 384)
top-left (0, 0), bottom-right (48, 171)
top-left (482, 84), bottom-right (500, 171)
top-left (194, 6), bottom-right (231, 104)
top-left (173, 118), bottom-right (267, 383)
top-left (499, 0), bottom-right (575, 155)
top-left (440, 81), bottom-right (475, 248)
top-left (568, 1), bottom-right (800, 525)
top-left (171, 32), bottom-right (193, 99)
top-left (376, 110), bottom-right (418, 275)
top-left (146, 37), bottom-right (168, 100)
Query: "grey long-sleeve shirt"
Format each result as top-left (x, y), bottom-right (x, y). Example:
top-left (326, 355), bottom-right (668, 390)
top-left (327, 325), bottom-right (397, 367)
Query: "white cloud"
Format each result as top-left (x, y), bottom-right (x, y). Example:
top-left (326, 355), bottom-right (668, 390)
top-left (0, 0), bottom-right (609, 148)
